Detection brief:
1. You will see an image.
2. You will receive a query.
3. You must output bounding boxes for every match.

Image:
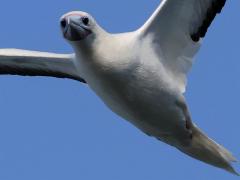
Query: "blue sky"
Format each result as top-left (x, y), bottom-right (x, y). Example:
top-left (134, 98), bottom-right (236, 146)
top-left (0, 0), bottom-right (239, 179)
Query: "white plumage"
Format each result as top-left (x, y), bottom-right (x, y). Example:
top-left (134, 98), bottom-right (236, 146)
top-left (0, 0), bottom-right (238, 175)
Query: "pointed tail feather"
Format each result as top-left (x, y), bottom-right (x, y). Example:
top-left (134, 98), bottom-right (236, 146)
top-left (178, 124), bottom-right (239, 175)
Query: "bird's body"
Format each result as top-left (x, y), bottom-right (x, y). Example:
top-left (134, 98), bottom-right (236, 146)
top-left (74, 32), bottom-right (189, 144)
top-left (0, 0), bottom-right (238, 175)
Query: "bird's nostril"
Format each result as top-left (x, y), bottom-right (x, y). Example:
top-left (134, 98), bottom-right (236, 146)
top-left (60, 18), bottom-right (67, 28)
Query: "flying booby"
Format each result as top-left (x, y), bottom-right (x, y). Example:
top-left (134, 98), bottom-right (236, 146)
top-left (0, 0), bottom-right (238, 175)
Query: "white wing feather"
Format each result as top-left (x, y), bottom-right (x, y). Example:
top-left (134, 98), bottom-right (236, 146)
top-left (0, 49), bottom-right (86, 83)
top-left (139, 0), bottom-right (226, 92)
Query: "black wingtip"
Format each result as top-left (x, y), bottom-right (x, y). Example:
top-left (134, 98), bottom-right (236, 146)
top-left (191, 0), bottom-right (227, 42)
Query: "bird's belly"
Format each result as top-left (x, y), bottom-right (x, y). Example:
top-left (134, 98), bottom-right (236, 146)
top-left (87, 72), bottom-right (184, 137)
top-left (76, 52), bottom-right (185, 137)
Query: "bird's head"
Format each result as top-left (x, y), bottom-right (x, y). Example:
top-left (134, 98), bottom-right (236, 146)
top-left (60, 11), bottom-right (102, 46)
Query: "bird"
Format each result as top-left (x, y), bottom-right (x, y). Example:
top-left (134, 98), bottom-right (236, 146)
top-left (0, 0), bottom-right (238, 175)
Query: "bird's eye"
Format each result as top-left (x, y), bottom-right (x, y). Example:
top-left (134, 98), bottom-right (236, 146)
top-left (82, 17), bottom-right (89, 26)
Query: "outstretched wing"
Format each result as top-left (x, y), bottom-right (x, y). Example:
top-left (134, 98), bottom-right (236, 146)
top-left (0, 49), bottom-right (86, 83)
top-left (139, 0), bottom-right (226, 92)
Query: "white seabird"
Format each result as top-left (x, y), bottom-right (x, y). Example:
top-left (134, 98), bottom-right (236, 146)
top-left (0, 0), bottom-right (238, 175)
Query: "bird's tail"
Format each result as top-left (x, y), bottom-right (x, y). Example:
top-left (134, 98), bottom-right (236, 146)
top-left (178, 124), bottom-right (239, 175)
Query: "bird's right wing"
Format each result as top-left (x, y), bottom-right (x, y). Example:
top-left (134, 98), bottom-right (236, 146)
top-left (0, 49), bottom-right (86, 83)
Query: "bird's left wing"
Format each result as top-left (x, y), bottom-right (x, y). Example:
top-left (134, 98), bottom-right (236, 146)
top-left (0, 49), bottom-right (86, 83)
top-left (138, 0), bottom-right (226, 92)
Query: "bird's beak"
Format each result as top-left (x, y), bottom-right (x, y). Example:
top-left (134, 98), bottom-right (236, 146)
top-left (60, 14), bottom-right (92, 41)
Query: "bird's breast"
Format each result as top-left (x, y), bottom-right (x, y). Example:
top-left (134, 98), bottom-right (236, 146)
top-left (77, 54), bottom-right (182, 136)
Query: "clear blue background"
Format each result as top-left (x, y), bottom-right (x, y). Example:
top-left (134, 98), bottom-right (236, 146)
top-left (0, 0), bottom-right (239, 179)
